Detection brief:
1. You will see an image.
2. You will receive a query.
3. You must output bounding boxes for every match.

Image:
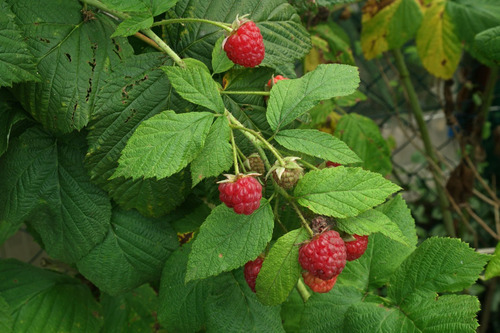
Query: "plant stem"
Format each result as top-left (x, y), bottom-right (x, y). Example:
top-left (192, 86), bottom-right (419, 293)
top-left (133, 32), bottom-right (162, 51)
top-left (296, 279), bottom-right (311, 302)
top-left (230, 129), bottom-right (240, 175)
top-left (220, 90), bottom-right (270, 96)
top-left (296, 158), bottom-right (319, 171)
top-left (153, 18), bottom-right (232, 33)
top-left (291, 202), bottom-right (314, 237)
top-left (391, 48), bottom-right (456, 238)
top-left (80, 0), bottom-right (128, 20)
top-left (142, 29), bottom-right (185, 68)
top-left (477, 65), bottom-right (499, 142)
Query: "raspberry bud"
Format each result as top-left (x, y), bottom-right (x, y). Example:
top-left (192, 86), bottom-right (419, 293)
top-left (244, 153), bottom-right (265, 175)
top-left (302, 271), bottom-right (337, 293)
top-left (345, 234), bottom-right (369, 261)
top-left (269, 157), bottom-right (303, 190)
top-left (299, 230), bottom-right (347, 280)
top-left (218, 174), bottom-right (262, 215)
top-left (244, 257), bottom-right (264, 292)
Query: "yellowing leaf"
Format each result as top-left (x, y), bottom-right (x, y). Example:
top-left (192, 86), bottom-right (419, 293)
top-left (416, 1), bottom-right (462, 79)
top-left (361, 0), bottom-right (422, 59)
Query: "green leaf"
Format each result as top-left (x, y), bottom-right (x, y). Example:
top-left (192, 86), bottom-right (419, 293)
top-left (280, 289), bottom-right (304, 333)
top-left (112, 12), bottom-right (153, 38)
top-left (205, 270), bottom-right (284, 332)
top-left (86, 53), bottom-right (192, 217)
top-left (0, 0), bottom-right (39, 87)
top-left (0, 295), bottom-right (13, 333)
top-left (416, 1), bottom-right (462, 79)
top-left (307, 22), bottom-right (355, 67)
top-left (294, 167), bottom-right (401, 218)
top-left (9, 0), bottom-right (133, 133)
top-left (361, 0), bottom-right (423, 59)
top-left (0, 259), bottom-right (102, 332)
top-left (186, 200), bottom-right (274, 282)
top-left (76, 208), bottom-right (178, 295)
top-left (164, 0), bottom-right (310, 69)
top-left (300, 285), bottom-right (364, 332)
top-left (212, 36), bottom-right (234, 74)
top-left (267, 64), bottom-right (359, 132)
top-left (335, 113), bottom-right (392, 176)
top-left (256, 228), bottom-right (308, 306)
top-left (163, 61), bottom-right (225, 113)
top-left (275, 129), bottom-right (361, 164)
top-left (101, 285), bottom-right (159, 333)
top-left (0, 127), bottom-right (111, 263)
top-left (388, 237), bottom-right (490, 304)
top-left (158, 243), bottom-right (213, 333)
top-left (485, 242), bottom-right (500, 280)
top-left (401, 294), bottom-right (480, 332)
top-left (113, 111), bottom-right (214, 180)
top-left (190, 116), bottom-right (233, 186)
top-left (475, 26), bottom-right (500, 63)
top-left (343, 302), bottom-right (417, 332)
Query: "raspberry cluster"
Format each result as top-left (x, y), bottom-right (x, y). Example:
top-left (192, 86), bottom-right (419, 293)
top-left (298, 230), bottom-right (369, 293)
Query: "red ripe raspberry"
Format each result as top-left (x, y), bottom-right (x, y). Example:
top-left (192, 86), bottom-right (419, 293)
top-left (299, 230), bottom-right (347, 280)
top-left (326, 161), bottom-right (342, 168)
top-left (302, 271), bottom-right (337, 293)
top-left (218, 175), bottom-right (262, 215)
top-left (267, 75), bottom-right (288, 88)
top-left (223, 21), bottom-right (265, 68)
top-left (244, 257), bottom-right (264, 292)
top-left (345, 234), bottom-right (369, 261)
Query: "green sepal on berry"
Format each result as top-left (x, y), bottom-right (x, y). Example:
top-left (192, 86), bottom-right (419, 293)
top-left (268, 157), bottom-right (303, 190)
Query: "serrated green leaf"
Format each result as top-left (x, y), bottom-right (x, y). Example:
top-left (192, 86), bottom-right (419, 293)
top-left (0, 259), bottom-right (102, 332)
top-left (401, 294), bottom-right (480, 333)
top-left (101, 0), bottom-right (179, 17)
top-left (485, 242), bottom-right (500, 280)
top-left (343, 302), bottom-right (418, 333)
top-left (191, 116), bottom-right (233, 186)
top-left (158, 244), bottom-right (213, 332)
top-left (256, 228), bottom-right (308, 306)
top-left (281, 288), bottom-right (304, 333)
top-left (416, 1), bottom-right (462, 79)
top-left (267, 64), bottom-right (359, 132)
top-left (9, 0), bottom-right (133, 133)
top-left (112, 12), bottom-right (153, 38)
top-left (163, 62), bottom-right (225, 113)
top-left (389, 237), bottom-right (490, 304)
top-left (475, 26), bottom-right (500, 63)
top-left (335, 113), bottom-right (392, 176)
top-left (0, 295), bottom-right (13, 333)
top-left (164, 0), bottom-right (310, 69)
top-left (337, 210), bottom-right (409, 246)
top-left (0, 92), bottom-right (26, 157)
top-left (275, 129), bottom-right (361, 165)
top-left (361, 0), bottom-right (423, 59)
top-left (212, 36), bottom-right (234, 74)
top-left (294, 167), bottom-right (401, 218)
top-left (0, 127), bottom-right (111, 263)
top-left (113, 111), bottom-right (214, 180)
top-left (308, 22), bottom-right (355, 66)
top-left (300, 284), bottom-right (364, 332)
top-left (86, 53), bottom-right (192, 217)
top-left (206, 270), bottom-right (284, 333)
top-left (101, 285), bottom-right (159, 333)
top-left (186, 200), bottom-right (274, 282)
top-left (0, 0), bottom-right (39, 87)
top-left (76, 208), bottom-right (178, 295)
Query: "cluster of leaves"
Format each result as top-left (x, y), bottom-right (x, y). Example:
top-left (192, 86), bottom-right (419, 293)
top-left (0, 0), bottom-right (497, 332)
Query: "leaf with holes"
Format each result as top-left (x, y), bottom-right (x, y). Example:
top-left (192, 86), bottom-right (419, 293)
top-left (0, 127), bottom-right (111, 263)
top-left (8, 0), bottom-right (133, 133)
top-left (113, 110), bottom-right (214, 180)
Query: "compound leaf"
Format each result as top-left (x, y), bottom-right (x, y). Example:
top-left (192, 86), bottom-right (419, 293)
top-left (186, 200), bottom-right (274, 282)
top-left (294, 167), bottom-right (400, 218)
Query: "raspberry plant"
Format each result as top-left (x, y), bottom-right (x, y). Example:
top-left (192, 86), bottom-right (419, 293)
top-left (0, 0), bottom-right (497, 332)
